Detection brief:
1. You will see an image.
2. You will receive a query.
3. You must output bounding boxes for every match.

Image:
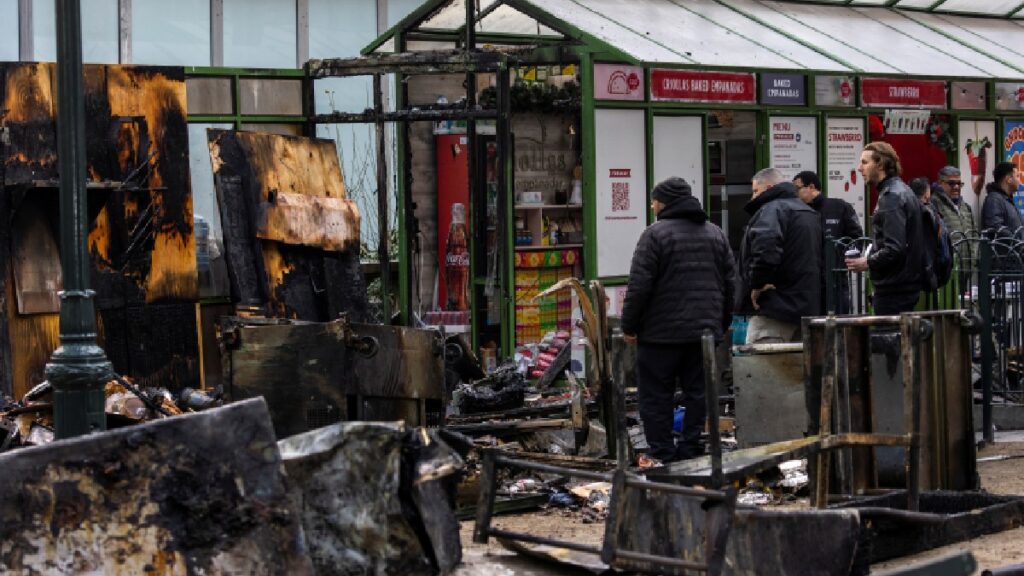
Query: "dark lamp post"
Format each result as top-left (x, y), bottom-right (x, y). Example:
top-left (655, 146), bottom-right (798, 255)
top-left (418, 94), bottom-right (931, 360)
top-left (44, 0), bottom-right (113, 439)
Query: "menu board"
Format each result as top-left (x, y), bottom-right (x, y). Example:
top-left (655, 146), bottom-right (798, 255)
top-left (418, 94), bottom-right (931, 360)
top-left (825, 117), bottom-right (867, 229)
top-left (595, 109), bottom-right (647, 277)
top-left (769, 116), bottom-right (817, 182)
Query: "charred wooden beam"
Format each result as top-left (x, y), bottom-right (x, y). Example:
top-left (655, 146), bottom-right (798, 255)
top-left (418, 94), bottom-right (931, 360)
top-left (307, 49), bottom-right (518, 78)
top-left (312, 108), bottom-right (498, 124)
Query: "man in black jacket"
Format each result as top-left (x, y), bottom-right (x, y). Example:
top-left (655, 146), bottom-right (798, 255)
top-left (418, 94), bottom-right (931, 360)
top-left (794, 170), bottom-right (863, 314)
top-left (981, 161), bottom-right (1023, 239)
top-left (845, 142), bottom-right (925, 314)
top-left (621, 177), bottom-right (735, 465)
top-left (739, 168), bottom-right (822, 343)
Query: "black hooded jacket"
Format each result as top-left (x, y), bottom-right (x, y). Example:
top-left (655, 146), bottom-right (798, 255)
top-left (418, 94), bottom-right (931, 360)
top-left (621, 195), bottom-right (736, 344)
top-left (981, 182), bottom-right (1023, 238)
top-left (867, 176), bottom-right (925, 294)
top-left (737, 182), bottom-right (822, 324)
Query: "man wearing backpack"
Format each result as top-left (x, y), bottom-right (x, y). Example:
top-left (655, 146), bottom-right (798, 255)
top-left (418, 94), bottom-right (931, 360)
top-left (845, 143), bottom-right (925, 314)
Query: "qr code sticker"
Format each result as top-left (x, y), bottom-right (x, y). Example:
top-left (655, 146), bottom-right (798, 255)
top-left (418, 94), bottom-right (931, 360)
top-left (612, 182), bottom-right (629, 212)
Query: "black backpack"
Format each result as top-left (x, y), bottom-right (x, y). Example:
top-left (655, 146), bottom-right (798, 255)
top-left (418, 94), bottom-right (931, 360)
top-left (922, 205), bottom-right (953, 291)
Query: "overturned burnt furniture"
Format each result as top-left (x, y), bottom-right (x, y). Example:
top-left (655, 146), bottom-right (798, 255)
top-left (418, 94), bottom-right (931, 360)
top-left (0, 398), bottom-right (313, 574)
top-left (473, 450), bottom-right (738, 576)
top-left (221, 315), bottom-right (445, 435)
top-left (0, 63), bottom-right (200, 399)
top-left (650, 311), bottom-right (977, 505)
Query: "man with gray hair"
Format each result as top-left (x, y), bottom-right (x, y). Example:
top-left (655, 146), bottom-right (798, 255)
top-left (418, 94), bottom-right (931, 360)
top-left (931, 165), bottom-right (976, 263)
top-left (738, 167), bottom-right (822, 343)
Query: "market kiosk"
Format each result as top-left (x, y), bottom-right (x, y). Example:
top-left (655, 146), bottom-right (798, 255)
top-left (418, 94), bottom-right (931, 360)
top-left (312, 0), bottom-right (1024, 365)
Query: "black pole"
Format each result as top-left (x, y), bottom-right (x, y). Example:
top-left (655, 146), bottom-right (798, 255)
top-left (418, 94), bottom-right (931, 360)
top-left (45, 0), bottom-right (113, 438)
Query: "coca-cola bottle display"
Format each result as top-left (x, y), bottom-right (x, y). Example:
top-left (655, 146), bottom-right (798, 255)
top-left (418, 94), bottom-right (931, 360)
top-left (446, 203), bottom-right (471, 311)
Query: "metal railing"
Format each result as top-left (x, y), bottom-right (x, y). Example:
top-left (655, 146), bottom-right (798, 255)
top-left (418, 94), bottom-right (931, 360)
top-left (825, 228), bottom-right (1024, 443)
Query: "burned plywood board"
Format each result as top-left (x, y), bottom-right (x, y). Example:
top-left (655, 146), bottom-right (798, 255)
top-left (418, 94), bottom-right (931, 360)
top-left (207, 129), bottom-right (366, 322)
top-left (0, 398), bottom-right (313, 575)
top-left (221, 317), bottom-right (445, 436)
top-left (0, 62), bottom-right (199, 398)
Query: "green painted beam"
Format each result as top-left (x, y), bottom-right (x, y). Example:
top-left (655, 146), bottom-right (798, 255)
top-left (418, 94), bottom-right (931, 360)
top-left (1008, 1), bottom-right (1024, 18)
top-left (927, 0), bottom-right (949, 10)
top-left (185, 66), bottom-right (303, 77)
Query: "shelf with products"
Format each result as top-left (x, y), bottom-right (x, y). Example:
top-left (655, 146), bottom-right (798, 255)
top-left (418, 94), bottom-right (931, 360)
top-left (513, 248), bottom-right (581, 347)
top-left (513, 204), bottom-right (584, 250)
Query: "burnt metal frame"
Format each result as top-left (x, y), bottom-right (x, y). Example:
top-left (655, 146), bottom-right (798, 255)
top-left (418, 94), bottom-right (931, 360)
top-left (304, 47), bottom-right (515, 329)
top-left (473, 449), bottom-right (737, 575)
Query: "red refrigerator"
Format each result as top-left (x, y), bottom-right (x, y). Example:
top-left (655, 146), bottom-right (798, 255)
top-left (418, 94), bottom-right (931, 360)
top-left (435, 133), bottom-right (471, 321)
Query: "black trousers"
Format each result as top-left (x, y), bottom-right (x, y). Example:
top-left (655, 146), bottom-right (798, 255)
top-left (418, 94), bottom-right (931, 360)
top-left (636, 341), bottom-right (707, 463)
top-left (873, 290), bottom-right (920, 315)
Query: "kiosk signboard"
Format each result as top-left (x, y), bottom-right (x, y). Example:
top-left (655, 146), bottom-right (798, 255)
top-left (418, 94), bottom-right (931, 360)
top-left (650, 69), bottom-right (756, 104)
top-left (594, 63), bottom-right (644, 101)
top-left (761, 73), bottom-right (806, 106)
top-left (860, 78), bottom-right (947, 109)
top-left (995, 83), bottom-right (1024, 111)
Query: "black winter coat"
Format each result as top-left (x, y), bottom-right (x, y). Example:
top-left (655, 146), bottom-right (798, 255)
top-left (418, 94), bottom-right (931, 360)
top-left (867, 176), bottom-right (925, 294)
top-left (981, 182), bottom-right (1023, 238)
top-left (737, 182), bottom-right (822, 324)
top-left (620, 196), bottom-right (736, 344)
top-left (809, 194), bottom-right (863, 241)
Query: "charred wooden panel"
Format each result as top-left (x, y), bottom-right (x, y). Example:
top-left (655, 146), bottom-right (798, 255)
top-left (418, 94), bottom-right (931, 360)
top-left (1, 64), bottom-right (58, 184)
top-left (2, 62), bottom-right (199, 395)
top-left (208, 129), bottom-right (366, 322)
top-left (4, 280), bottom-right (59, 398)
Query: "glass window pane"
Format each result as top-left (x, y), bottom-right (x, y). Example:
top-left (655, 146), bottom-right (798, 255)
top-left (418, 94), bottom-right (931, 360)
top-left (189, 123), bottom-right (233, 298)
top-left (240, 123), bottom-right (304, 136)
top-left (314, 77), bottom-right (373, 115)
top-left (310, 0), bottom-right (376, 59)
top-left (239, 78), bottom-right (303, 115)
top-left (1, 0), bottom-right (18, 61)
top-left (186, 77), bottom-right (234, 115)
top-left (388, 0), bottom-right (422, 28)
top-left (223, 0), bottom-right (296, 69)
top-left (33, 0), bottom-right (118, 63)
top-left (317, 123), bottom-right (389, 252)
top-left (133, 0), bottom-right (211, 66)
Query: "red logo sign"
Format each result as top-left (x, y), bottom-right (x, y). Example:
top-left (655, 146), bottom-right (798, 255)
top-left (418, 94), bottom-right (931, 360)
top-left (609, 168), bottom-right (631, 178)
top-left (594, 64), bottom-right (644, 101)
top-left (651, 70), bottom-right (756, 104)
top-left (860, 78), bottom-right (947, 109)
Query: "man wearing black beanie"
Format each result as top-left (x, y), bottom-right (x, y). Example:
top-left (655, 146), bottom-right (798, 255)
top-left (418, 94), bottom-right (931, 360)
top-left (621, 177), bottom-right (736, 467)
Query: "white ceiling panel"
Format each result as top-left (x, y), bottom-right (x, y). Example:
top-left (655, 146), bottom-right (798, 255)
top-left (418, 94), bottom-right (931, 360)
top-left (854, 7), bottom-right (1024, 77)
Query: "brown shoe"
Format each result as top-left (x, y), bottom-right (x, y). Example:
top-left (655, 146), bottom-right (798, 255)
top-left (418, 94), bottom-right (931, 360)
top-left (638, 454), bottom-right (664, 469)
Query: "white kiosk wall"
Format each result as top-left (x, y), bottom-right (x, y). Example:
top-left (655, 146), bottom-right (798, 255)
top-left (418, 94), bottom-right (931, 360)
top-left (595, 108), bottom-right (647, 278)
top-left (653, 115), bottom-right (705, 207)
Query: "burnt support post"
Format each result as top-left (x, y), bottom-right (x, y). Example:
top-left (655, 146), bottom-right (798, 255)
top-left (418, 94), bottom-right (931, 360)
top-left (45, 0), bottom-right (114, 438)
top-left (374, 73), bottom-right (391, 322)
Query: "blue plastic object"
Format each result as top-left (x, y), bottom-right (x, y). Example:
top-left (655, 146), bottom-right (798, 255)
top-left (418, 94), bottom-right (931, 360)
top-left (672, 406), bottom-right (686, 433)
top-left (731, 315), bottom-right (749, 347)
